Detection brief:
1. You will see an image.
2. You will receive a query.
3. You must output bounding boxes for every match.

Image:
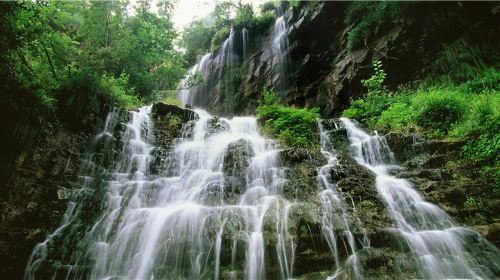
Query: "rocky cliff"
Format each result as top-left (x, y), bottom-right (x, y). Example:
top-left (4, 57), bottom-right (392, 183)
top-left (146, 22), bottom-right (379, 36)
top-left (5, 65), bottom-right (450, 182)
top-left (183, 1), bottom-right (500, 116)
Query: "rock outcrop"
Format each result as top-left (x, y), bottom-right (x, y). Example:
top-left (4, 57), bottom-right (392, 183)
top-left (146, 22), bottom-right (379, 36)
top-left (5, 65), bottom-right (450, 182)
top-left (185, 2), bottom-right (500, 117)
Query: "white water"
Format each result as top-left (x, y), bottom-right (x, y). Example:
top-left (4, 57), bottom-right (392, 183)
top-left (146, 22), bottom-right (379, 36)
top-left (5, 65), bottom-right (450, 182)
top-left (242, 28), bottom-right (249, 62)
top-left (26, 106), bottom-right (297, 280)
top-left (317, 120), bottom-right (368, 280)
top-left (179, 53), bottom-right (212, 106)
top-left (272, 16), bottom-right (288, 91)
top-left (340, 117), bottom-right (500, 279)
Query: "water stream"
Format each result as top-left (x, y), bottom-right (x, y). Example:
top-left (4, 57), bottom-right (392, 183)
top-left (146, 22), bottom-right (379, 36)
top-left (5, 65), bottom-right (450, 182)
top-left (26, 106), bottom-right (297, 280)
top-left (339, 118), bottom-right (500, 279)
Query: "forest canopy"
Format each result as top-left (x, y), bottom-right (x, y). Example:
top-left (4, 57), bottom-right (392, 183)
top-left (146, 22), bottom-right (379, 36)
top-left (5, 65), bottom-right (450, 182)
top-left (0, 0), bottom-right (185, 112)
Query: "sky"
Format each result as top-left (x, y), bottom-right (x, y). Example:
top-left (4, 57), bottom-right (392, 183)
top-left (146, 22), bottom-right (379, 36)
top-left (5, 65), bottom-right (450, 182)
top-left (171, 0), bottom-right (269, 31)
top-left (171, 0), bottom-right (216, 31)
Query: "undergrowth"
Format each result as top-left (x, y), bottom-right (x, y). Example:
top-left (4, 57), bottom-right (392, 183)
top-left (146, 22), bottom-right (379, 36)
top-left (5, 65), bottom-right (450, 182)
top-left (342, 60), bottom-right (500, 189)
top-left (256, 91), bottom-right (320, 149)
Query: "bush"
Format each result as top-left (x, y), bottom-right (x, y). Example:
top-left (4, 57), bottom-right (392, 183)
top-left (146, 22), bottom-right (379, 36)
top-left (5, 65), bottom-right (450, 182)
top-left (260, 1), bottom-right (276, 13)
top-left (250, 11), bottom-right (276, 34)
top-left (430, 38), bottom-right (491, 83)
top-left (211, 27), bottom-right (230, 52)
top-left (257, 91), bottom-right (320, 149)
top-left (461, 67), bottom-right (500, 93)
top-left (181, 19), bottom-right (216, 64)
top-left (342, 60), bottom-right (390, 126)
top-left (412, 88), bottom-right (467, 132)
top-left (98, 73), bottom-right (141, 109)
top-left (376, 99), bottom-right (415, 131)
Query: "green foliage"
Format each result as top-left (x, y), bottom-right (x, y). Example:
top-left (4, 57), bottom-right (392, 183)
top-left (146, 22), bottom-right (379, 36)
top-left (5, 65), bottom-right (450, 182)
top-left (0, 0), bottom-right (186, 179)
top-left (159, 90), bottom-right (183, 107)
top-left (288, 0), bottom-right (300, 8)
top-left (342, 93), bottom-right (391, 127)
top-left (249, 11), bottom-right (276, 34)
top-left (234, 3), bottom-right (254, 29)
top-left (430, 38), bottom-right (495, 83)
top-left (211, 26), bottom-right (230, 52)
top-left (362, 60), bottom-right (387, 95)
top-left (262, 90), bottom-right (280, 105)
top-left (343, 60), bottom-right (390, 126)
top-left (256, 91), bottom-right (320, 149)
top-left (376, 100), bottom-right (415, 131)
top-left (460, 67), bottom-right (500, 93)
top-left (412, 88), bottom-right (467, 131)
top-left (345, 2), bottom-right (406, 50)
top-left (181, 19), bottom-right (216, 64)
top-left (260, 1), bottom-right (276, 13)
top-left (342, 66), bottom-right (500, 188)
top-left (98, 74), bottom-right (140, 109)
top-left (464, 195), bottom-right (484, 211)
top-left (204, 0), bottom-right (277, 53)
top-left (1, 0), bottom-right (184, 108)
top-left (183, 70), bottom-right (205, 89)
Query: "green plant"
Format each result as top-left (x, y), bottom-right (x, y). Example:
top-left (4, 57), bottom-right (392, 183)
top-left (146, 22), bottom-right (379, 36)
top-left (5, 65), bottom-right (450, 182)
top-left (362, 60), bottom-right (387, 95)
top-left (183, 70), bottom-right (205, 88)
top-left (211, 26), bottom-right (230, 52)
top-left (250, 11), bottom-right (276, 34)
top-left (342, 60), bottom-right (390, 125)
top-left (412, 88), bottom-right (467, 132)
top-left (256, 91), bottom-right (320, 149)
top-left (288, 0), bottom-right (300, 8)
top-left (464, 195), bottom-right (483, 211)
top-left (260, 1), bottom-right (276, 13)
top-left (98, 73), bottom-right (141, 109)
top-left (345, 2), bottom-right (405, 50)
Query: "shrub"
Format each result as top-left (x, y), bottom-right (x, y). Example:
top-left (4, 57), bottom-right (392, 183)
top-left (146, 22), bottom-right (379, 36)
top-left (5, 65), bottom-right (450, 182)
top-left (461, 67), bottom-right (500, 93)
top-left (250, 11), bottom-right (276, 34)
top-left (257, 91), bottom-right (320, 149)
top-left (98, 73), bottom-right (141, 109)
top-left (210, 27), bottom-right (230, 52)
top-left (362, 60), bottom-right (387, 95)
top-left (342, 60), bottom-right (390, 126)
top-left (376, 100), bottom-right (415, 131)
top-left (430, 38), bottom-right (491, 83)
top-left (234, 4), bottom-right (254, 29)
top-left (411, 88), bottom-right (467, 132)
top-left (260, 1), bottom-right (276, 13)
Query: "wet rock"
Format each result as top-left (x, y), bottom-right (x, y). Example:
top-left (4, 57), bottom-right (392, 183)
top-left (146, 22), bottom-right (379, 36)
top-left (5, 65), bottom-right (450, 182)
top-left (208, 117), bottom-right (230, 135)
top-left (223, 139), bottom-right (254, 203)
top-left (151, 102), bottom-right (198, 123)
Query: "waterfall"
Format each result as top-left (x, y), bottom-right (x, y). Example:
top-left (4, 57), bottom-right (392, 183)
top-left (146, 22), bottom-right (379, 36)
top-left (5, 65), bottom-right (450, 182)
top-left (242, 28), bottom-right (249, 61)
top-left (218, 28), bottom-right (236, 100)
top-left (339, 117), bottom-right (500, 279)
top-left (272, 16), bottom-right (289, 92)
top-left (25, 106), bottom-right (297, 280)
top-left (317, 120), bottom-right (368, 280)
top-left (179, 53), bottom-right (212, 106)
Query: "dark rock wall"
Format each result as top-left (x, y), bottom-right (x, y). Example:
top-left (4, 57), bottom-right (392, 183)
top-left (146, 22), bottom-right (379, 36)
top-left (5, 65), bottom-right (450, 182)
top-left (191, 1), bottom-right (500, 117)
top-left (0, 114), bottom-right (107, 279)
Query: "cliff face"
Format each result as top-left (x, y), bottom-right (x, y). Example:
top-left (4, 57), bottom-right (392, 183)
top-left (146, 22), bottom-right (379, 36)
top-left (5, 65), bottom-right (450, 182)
top-left (0, 109), bottom-right (108, 278)
top-left (184, 1), bottom-right (500, 116)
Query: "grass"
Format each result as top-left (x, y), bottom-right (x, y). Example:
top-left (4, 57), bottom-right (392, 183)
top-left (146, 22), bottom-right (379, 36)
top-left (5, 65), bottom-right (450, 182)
top-left (342, 63), bottom-right (500, 189)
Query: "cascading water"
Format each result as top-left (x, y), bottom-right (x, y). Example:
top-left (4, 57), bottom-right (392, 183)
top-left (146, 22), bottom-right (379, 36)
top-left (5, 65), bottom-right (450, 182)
top-left (179, 53), bottom-right (212, 106)
top-left (339, 117), bottom-right (500, 279)
top-left (218, 28), bottom-right (236, 99)
top-left (317, 120), bottom-right (368, 280)
top-left (25, 106), bottom-right (298, 280)
top-left (272, 16), bottom-right (289, 92)
top-left (242, 28), bottom-right (249, 62)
